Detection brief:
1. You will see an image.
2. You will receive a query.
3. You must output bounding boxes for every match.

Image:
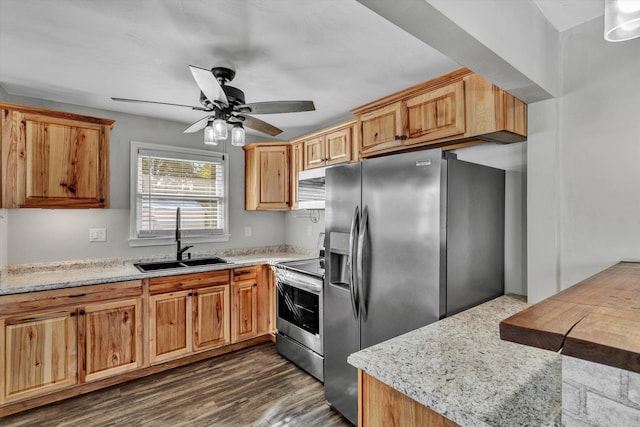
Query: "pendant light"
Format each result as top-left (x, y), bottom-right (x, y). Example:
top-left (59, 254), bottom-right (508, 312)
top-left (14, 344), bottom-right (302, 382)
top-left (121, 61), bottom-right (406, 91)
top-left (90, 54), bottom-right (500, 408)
top-left (605, 0), bottom-right (640, 42)
top-left (203, 120), bottom-right (217, 145)
top-left (231, 123), bottom-right (245, 146)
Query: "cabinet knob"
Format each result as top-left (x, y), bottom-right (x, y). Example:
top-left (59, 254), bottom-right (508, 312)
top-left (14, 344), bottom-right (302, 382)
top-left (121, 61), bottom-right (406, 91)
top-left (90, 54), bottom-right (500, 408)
top-left (394, 135), bottom-right (407, 141)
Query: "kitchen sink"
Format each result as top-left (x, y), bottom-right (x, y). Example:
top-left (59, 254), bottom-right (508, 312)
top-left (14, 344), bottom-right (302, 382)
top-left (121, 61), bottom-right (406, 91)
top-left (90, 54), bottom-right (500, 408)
top-left (181, 257), bottom-right (229, 267)
top-left (134, 257), bottom-right (231, 272)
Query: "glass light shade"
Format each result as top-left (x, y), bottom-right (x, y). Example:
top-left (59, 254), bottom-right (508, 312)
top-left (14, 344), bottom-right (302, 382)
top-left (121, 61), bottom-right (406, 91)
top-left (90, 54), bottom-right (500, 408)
top-left (212, 118), bottom-right (228, 140)
top-left (231, 125), bottom-right (245, 146)
top-left (203, 122), bottom-right (217, 146)
top-left (605, 0), bottom-right (640, 42)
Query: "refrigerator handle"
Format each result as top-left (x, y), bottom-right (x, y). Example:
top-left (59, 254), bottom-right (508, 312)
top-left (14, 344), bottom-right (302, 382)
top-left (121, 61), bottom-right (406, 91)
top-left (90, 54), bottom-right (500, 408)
top-left (357, 205), bottom-right (369, 320)
top-left (348, 205), bottom-right (360, 318)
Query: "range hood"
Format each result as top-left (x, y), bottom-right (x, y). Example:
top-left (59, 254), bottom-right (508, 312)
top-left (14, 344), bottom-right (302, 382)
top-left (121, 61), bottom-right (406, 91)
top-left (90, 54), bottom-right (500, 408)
top-left (297, 168), bottom-right (325, 210)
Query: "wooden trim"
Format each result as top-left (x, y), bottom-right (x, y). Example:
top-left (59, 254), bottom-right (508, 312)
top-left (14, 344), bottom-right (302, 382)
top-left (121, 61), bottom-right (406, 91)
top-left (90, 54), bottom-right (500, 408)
top-left (0, 102), bottom-right (115, 128)
top-left (0, 335), bottom-right (272, 417)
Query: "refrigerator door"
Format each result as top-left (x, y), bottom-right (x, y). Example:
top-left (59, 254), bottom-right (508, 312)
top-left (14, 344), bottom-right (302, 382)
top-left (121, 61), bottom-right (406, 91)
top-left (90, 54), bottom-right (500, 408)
top-left (324, 162), bottom-right (361, 425)
top-left (360, 149), bottom-right (444, 349)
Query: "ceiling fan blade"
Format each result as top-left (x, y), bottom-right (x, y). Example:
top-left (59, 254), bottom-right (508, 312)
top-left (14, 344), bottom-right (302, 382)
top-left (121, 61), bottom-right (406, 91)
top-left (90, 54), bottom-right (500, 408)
top-left (239, 100), bottom-right (315, 115)
top-left (189, 65), bottom-right (229, 107)
top-left (184, 116), bottom-right (212, 133)
top-left (240, 115), bottom-right (283, 137)
top-left (111, 97), bottom-right (207, 110)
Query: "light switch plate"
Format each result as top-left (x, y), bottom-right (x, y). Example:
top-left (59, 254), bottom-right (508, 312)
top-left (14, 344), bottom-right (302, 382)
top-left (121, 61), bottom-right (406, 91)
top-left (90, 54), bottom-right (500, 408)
top-left (89, 228), bottom-right (107, 242)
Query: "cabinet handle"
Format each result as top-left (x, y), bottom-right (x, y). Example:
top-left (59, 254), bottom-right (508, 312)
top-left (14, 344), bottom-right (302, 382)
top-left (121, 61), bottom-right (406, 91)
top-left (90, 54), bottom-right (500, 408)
top-left (79, 309), bottom-right (85, 316)
top-left (99, 198), bottom-right (105, 203)
top-left (188, 292), bottom-right (193, 297)
top-left (68, 293), bottom-right (87, 298)
top-left (193, 292), bottom-right (198, 297)
top-left (253, 283), bottom-right (257, 287)
top-left (394, 135), bottom-right (407, 141)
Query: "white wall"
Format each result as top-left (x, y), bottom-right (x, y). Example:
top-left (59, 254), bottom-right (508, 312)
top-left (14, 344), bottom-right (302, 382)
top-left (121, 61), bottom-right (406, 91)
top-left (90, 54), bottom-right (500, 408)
top-left (527, 18), bottom-right (640, 302)
top-left (4, 95), bottom-right (287, 264)
top-left (557, 19), bottom-right (640, 289)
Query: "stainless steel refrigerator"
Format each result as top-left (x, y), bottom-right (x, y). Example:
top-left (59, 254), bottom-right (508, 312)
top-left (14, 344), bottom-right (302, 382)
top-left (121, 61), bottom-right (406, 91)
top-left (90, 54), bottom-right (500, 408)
top-left (324, 148), bottom-right (505, 424)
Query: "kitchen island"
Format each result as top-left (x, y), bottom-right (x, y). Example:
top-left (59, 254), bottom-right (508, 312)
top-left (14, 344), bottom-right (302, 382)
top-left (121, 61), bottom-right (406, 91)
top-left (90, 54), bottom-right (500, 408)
top-left (348, 295), bottom-right (561, 427)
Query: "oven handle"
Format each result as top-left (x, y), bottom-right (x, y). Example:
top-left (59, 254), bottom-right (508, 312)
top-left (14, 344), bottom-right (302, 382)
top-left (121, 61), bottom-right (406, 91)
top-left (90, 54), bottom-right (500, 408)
top-left (348, 205), bottom-right (360, 318)
top-left (276, 270), bottom-right (323, 295)
top-left (357, 205), bottom-right (368, 320)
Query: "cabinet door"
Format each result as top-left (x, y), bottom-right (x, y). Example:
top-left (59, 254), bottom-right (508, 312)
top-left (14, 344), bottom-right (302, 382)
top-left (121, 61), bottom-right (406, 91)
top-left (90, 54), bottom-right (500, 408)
top-left (23, 115), bottom-right (108, 208)
top-left (232, 279), bottom-right (258, 342)
top-left (149, 290), bottom-right (192, 364)
top-left (193, 285), bottom-right (230, 351)
top-left (290, 141), bottom-right (303, 209)
top-left (257, 146), bottom-right (290, 210)
top-left (78, 298), bottom-right (143, 383)
top-left (326, 127), bottom-right (352, 165)
top-left (358, 102), bottom-right (405, 157)
top-left (1, 309), bottom-right (77, 404)
top-left (405, 81), bottom-right (465, 144)
top-left (303, 135), bottom-right (326, 169)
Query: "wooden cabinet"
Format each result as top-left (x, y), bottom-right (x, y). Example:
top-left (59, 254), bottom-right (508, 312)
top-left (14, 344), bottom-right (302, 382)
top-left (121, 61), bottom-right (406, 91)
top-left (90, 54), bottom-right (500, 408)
top-left (1, 308), bottom-right (77, 404)
top-left (148, 270), bottom-right (230, 364)
top-left (303, 121), bottom-right (354, 169)
top-left (0, 280), bottom-right (141, 405)
top-left (0, 102), bottom-right (114, 208)
top-left (78, 298), bottom-right (143, 383)
top-left (352, 68), bottom-right (527, 158)
top-left (290, 140), bottom-right (303, 209)
top-left (231, 266), bottom-right (259, 342)
top-left (359, 370), bottom-right (460, 427)
top-left (243, 143), bottom-right (290, 210)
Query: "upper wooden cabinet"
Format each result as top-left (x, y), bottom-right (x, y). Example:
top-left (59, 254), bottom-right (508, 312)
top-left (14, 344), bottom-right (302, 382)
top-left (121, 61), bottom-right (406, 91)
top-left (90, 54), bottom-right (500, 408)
top-left (302, 121), bottom-right (354, 169)
top-left (244, 143), bottom-right (290, 210)
top-left (352, 68), bottom-right (527, 158)
top-left (0, 102), bottom-right (114, 208)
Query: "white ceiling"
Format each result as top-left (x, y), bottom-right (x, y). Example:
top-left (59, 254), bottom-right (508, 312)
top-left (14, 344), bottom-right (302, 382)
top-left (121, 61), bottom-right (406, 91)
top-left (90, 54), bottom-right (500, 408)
top-left (0, 0), bottom-right (606, 141)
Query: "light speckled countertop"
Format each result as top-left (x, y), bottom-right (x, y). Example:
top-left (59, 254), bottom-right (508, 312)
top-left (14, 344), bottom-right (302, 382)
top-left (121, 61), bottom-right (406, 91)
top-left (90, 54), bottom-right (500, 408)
top-left (0, 247), bottom-right (313, 295)
top-left (348, 295), bottom-right (561, 427)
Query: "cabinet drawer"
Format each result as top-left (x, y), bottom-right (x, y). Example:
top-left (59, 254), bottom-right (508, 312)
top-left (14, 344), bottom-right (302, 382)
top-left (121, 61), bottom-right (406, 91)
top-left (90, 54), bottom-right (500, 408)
top-left (149, 270), bottom-right (230, 295)
top-left (0, 280), bottom-right (142, 316)
top-left (232, 266), bottom-right (258, 282)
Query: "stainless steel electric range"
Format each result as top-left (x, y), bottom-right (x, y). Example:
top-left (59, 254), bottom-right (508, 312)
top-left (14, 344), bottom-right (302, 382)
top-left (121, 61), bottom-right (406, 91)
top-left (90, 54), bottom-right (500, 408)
top-left (275, 238), bottom-right (325, 381)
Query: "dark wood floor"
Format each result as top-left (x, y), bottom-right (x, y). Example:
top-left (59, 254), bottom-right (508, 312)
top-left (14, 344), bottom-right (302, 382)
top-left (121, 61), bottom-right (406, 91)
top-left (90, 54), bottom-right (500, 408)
top-left (0, 342), bottom-right (352, 427)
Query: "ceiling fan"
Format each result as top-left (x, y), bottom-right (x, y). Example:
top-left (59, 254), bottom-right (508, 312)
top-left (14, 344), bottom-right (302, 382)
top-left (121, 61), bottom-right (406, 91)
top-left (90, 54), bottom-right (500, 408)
top-left (112, 65), bottom-right (315, 146)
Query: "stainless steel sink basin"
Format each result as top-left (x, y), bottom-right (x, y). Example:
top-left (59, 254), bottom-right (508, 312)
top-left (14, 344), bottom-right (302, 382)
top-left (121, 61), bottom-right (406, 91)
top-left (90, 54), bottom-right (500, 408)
top-left (134, 257), bottom-right (231, 272)
top-left (181, 257), bottom-right (229, 267)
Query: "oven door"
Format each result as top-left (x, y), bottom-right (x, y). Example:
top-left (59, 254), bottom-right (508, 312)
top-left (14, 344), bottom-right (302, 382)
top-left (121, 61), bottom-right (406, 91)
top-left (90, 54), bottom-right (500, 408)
top-left (275, 267), bottom-right (323, 355)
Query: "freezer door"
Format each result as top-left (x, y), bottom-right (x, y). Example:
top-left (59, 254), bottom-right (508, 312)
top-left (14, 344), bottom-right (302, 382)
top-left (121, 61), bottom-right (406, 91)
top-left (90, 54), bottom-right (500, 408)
top-left (324, 162), bottom-right (361, 425)
top-left (360, 149), bottom-right (443, 350)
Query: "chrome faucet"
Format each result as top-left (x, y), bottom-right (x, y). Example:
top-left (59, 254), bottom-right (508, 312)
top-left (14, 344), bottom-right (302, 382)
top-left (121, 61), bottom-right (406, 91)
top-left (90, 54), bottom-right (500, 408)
top-left (175, 207), bottom-right (193, 261)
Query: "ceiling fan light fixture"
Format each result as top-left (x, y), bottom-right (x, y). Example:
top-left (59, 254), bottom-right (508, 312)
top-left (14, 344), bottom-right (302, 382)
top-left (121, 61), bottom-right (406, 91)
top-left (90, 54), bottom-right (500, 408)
top-left (204, 120), bottom-right (218, 145)
top-left (605, 0), bottom-right (640, 42)
top-left (212, 118), bottom-right (228, 141)
top-left (231, 123), bottom-right (245, 147)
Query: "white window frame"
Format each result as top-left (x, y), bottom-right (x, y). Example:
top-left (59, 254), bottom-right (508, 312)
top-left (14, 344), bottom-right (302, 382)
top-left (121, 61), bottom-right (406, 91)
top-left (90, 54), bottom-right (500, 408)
top-left (129, 141), bottom-right (230, 247)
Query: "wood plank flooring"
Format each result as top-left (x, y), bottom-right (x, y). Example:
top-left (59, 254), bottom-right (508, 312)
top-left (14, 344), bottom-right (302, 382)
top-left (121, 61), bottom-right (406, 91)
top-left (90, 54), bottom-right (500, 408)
top-left (0, 342), bottom-right (352, 427)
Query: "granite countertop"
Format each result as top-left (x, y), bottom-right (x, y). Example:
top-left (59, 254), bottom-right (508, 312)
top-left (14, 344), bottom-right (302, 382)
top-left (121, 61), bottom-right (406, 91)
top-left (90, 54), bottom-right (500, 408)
top-left (348, 295), bottom-right (562, 427)
top-left (0, 247), bottom-right (313, 295)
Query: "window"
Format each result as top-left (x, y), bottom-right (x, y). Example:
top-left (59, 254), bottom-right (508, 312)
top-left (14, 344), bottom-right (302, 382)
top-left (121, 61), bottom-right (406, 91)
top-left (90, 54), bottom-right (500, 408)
top-left (130, 141), bottom-right (229, 245)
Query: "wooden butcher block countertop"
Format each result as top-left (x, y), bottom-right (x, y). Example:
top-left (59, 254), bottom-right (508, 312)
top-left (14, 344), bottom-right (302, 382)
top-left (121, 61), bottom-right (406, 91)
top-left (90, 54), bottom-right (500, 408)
top-left (500, 261), bottom-right (640, 373)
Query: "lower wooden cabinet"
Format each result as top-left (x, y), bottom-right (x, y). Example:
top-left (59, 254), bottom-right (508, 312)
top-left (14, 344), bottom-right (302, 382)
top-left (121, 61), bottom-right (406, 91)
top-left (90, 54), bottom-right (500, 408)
top-left (78, 298), bottom-right (143, 382)
top-left (1, 308), bottom-right (78, 404)
top-left (359, 370), bottom-right (460, 427)
top-left (148, 270), bottom-right (232, 365)
top-left (231, 267), bottom-right (259, 342)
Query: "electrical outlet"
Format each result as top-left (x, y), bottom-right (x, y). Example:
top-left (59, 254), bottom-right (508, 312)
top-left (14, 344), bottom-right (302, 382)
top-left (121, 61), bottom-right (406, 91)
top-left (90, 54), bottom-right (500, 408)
top-left (244, 226), bottom-right (252, 237)
top-left (89, 228), bottom-right (106, 242)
